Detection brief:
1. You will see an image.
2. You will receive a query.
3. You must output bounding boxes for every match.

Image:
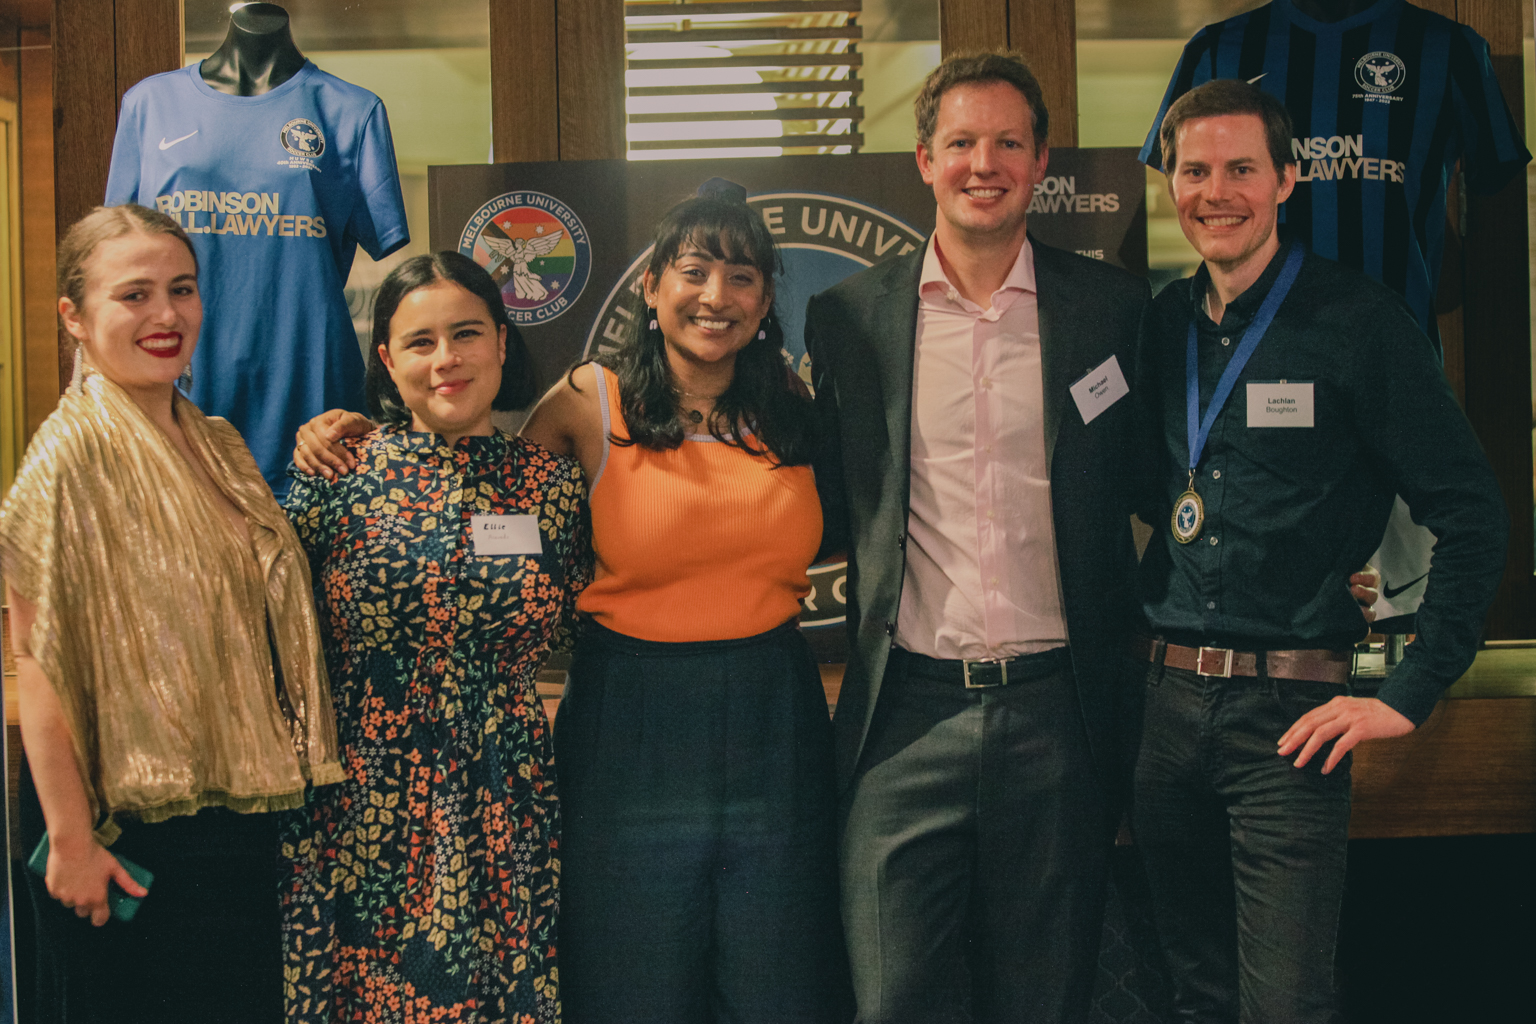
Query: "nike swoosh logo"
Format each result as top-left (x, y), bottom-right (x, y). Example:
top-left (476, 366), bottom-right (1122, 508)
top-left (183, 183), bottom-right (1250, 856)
top-left (1382, 572), bottom-right (1430, 600)
top-left (158, 131), bottom-right (198, 150)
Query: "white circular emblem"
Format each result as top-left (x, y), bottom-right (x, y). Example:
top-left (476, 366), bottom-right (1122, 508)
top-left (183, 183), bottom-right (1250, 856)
top-left (280, 118), bottom-right (325, 157)
top-left (459, 192), bottom-right (592, 326)
top-left (1354, 52), bottom-right (1406, 95)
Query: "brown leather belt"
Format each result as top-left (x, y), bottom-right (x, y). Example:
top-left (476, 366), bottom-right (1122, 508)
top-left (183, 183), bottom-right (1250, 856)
top-left (1132, 636), bottom-right (1351, 685)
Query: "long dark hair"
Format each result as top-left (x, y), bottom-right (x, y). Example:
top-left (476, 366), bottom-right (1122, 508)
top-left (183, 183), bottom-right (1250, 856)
top-left (364, 251), bottom-right (536, 426)
top-left (593, 184), bottom-right (814, 465)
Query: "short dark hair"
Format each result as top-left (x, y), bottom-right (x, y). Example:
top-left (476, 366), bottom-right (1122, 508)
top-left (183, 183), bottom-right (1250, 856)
top-left (1158, 79), bottom-right (1295, 174)
top-left (590, 187), bottom-right (815, 466)
top-left (364, 251), bottom-right (535, 425)
top-left (914, 51), bottom-right (1049, 153)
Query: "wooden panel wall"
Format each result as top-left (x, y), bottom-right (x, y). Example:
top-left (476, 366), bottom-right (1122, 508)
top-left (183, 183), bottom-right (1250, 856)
top-left (939, 0), bottom-right (1078, 149)
top-left (1454, 0), bottom-right (1532, 639)
top-left (50, 0), bottom-right (179, 390)
top-left (1006, 1), bottom-right (1076, 148)
top-left (491, 0), bottom-right (558, 162)
top-left (19, 22), bottom-right (53, 432)
top-left (490, 0), bottom-right (623, 163)
top-left (51, 0), bottom-right (116, 241)
top-left (112, 0), bottom-right (180, 109)
top-left (557, 0), bottom-right (624, 161)
top-left (939, 0), bottom-right (1008, 56)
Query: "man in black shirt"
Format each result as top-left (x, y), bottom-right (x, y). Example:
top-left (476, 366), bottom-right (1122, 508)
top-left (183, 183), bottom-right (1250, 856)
top-left (1132, 79), bottom-right (1506, 1024)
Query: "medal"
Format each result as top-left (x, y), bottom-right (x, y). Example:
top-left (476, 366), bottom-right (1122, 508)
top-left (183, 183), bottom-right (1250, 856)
top-left (1172, 471), bottom-right (1204, 544)
top-left (1180, 244), bottom-right (1304, 545)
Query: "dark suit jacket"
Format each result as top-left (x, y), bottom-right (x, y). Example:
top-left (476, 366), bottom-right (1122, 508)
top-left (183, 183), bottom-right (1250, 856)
top-left (806, 236), bottom-right (1153, 791)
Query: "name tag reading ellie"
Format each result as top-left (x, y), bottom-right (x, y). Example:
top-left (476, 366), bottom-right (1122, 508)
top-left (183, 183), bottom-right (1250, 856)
top-left (471, 514), bottom-right (543, 556)
top-left (1069, 354), bottom-right (1130, 425)
top-left (1246, 382), bottom-right (1314, 427)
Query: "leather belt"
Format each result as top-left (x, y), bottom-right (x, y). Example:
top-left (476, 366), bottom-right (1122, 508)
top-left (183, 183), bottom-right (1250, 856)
top-left (894, 645), bottom-right (1071, 689)
top-left (1132, 636), bottom-right (1350, 685)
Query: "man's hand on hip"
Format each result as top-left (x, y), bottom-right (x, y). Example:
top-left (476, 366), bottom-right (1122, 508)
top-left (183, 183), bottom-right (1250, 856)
top-left (1278, 696), bottom-right (1414, 774)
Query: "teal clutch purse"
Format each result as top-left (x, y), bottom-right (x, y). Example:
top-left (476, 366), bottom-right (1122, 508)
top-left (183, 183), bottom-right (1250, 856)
top-left (26, 835), bottom-right (155, 922)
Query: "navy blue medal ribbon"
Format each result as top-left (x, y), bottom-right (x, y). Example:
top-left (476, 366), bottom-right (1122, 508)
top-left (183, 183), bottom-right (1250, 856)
top-left (1173, 243), bottom-right (1304, 544)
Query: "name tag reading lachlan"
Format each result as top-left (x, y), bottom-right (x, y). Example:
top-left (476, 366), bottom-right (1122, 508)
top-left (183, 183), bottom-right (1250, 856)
top-left (471, 514), bottom-right (543, 556)
top-left (1246, 382), bottom-right (1314, 427)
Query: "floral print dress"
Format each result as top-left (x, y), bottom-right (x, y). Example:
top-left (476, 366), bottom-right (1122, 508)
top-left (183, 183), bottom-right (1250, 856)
top-left (280, 429), bottom-right (591, 1024)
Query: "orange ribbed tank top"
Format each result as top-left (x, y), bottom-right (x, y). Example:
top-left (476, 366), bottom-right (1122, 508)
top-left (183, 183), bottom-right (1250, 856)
top-left (576, 365), bottom-right (822, 642)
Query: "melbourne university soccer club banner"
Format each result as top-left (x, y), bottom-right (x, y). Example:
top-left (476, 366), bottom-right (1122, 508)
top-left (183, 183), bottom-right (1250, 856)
top-left (429, 149), bottom-right (1148, 661)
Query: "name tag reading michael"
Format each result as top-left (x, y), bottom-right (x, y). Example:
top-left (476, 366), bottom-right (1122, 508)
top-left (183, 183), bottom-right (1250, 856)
top-left (1246, 382), bottom-right (1314, 427)
top-left (471, 514), bottom-right (543, 556)
top-left (1069, 354), bottom-right (1130, 425)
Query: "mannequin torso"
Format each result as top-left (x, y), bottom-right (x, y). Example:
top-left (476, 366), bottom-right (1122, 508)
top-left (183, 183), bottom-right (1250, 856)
top-left (1291, 0), bottom-right (1382, 21)
top-left (199, 3), bottom-right (305, 97)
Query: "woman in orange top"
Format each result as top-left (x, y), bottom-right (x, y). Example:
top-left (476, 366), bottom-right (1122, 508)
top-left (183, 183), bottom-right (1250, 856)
top-left (294, 181), bottom-right (849, 1023)
top-left (522, 181), bottom-right (846, 1024)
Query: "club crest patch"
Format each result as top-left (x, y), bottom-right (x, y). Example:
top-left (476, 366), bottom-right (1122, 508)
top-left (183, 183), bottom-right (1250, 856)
top-left (459, 192), bottom-right (592, 325)
top-left (280, 118), bottom-right (325, 158)
top-left (1354, 51), bottom-right (1406, 96)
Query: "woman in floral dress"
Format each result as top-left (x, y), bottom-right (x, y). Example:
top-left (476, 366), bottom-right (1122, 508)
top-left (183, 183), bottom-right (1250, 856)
top-left (280, 252), bottom-right (591, 1024)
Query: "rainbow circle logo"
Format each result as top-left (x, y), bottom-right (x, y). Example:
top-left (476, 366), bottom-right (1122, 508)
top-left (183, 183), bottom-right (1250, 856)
top-left (458, 191), bottom-right (592, 326)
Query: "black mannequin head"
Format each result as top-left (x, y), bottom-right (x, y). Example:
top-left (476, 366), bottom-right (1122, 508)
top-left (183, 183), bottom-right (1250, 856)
top-left (200, 3), bottom-right (305, 97)
top-left (1291, 0), bottom-right (1380, 22)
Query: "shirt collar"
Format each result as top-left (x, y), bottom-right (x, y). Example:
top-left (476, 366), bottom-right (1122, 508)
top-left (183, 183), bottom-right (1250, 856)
top-left (1190, 238), bottom-right (1296, 328)
top-left (919, 234), bottom-right (1036, 312)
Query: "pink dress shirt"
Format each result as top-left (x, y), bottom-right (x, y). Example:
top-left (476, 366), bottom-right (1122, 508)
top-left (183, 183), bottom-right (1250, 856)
top-left (894, 236), bottom-right (1069, 661)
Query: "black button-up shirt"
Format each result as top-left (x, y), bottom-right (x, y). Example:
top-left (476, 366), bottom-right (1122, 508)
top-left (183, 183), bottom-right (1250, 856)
top-left (1136, 241), bottom-right (1507, 724)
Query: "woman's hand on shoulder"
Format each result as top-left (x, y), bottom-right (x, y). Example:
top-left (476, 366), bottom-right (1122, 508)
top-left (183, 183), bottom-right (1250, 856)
top-left (520, 363), bottom-right (605, 483)
top-left (45, 834), bottom-right (147, 928)
top-left (294, 409), bottom-right (375, 480)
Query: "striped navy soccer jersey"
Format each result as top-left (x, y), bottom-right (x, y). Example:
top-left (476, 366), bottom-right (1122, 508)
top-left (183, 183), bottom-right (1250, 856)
top-left (1140, 0), bottom-right (1530, 346)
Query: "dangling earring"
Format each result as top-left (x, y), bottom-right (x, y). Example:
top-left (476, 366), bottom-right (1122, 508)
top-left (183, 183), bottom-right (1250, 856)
top-left (757, 328), bottom-right (767, 340)
top-left (650, 319), bottom-right (659, 331)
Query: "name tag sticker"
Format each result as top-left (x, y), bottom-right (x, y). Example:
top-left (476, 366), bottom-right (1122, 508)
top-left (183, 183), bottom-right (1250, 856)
top-left (1069, 354), bottom-right (1130, 425)
top-left (471, 514), bottom-right (542, 556)
top-left (1246, 382), bottom-right (1314, 427)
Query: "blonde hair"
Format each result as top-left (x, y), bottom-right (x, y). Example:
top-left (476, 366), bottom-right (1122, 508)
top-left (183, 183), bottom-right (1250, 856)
top-left (57, 204), bottom-right (198, 315)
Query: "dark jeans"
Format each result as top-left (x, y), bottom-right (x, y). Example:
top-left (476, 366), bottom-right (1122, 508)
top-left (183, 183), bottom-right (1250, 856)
top-left (1132, 661), bottom-right (1352, 1024)
top-left (840, 647), bottom-right (1114, 1024)
top-left (555, 620), bottom-right (853, 1024)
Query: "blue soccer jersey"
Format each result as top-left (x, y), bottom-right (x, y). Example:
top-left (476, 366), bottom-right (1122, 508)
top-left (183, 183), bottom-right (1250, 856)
top-left (1140, 0), bottom-right (1530, 345)
top-left (107, 62), bottom-right (409, 495)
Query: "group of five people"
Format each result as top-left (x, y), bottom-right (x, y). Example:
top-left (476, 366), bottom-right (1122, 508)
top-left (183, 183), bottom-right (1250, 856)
top-left (0, 47), bottom-right (1506, 1024)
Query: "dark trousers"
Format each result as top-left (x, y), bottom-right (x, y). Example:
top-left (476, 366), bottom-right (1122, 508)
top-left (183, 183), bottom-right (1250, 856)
top-left (1132, 663), bottom-right (1352, 1024)
top-left (20, 764), bottom-right (284, 1024)
top-left (555, 620), bottom-right (853, 1024)
top-left (839, 647), bottom-right (1113, 1024)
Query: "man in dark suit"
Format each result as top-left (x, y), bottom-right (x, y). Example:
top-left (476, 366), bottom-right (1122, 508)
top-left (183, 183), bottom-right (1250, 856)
top-left (806, 52), bottom-right (1152, 1023)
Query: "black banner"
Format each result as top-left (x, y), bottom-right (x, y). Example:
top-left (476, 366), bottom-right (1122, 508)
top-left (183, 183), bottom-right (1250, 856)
top-left (429, 149), bottom-right (1147, 660)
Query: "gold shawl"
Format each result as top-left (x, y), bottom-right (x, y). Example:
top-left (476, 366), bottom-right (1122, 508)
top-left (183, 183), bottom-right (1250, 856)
top-left (0, 372), bottom-right (343, 843)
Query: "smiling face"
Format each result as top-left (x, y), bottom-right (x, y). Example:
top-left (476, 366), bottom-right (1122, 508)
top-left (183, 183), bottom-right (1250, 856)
top-left (916, 80), bottom-right (1050, 253)
top-left (58, 231), bottom-right (201, 401)
top-left (379, 279), bottom-right (507, 443)
top-left (643, 241), bottom-right (773, 377)
top-left (1169, 112), bottom-right (1297, 278)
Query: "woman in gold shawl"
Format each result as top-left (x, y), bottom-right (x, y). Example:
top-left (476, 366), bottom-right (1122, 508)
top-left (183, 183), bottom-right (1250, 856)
top-left (0, 204), bottom-right (342, 1024)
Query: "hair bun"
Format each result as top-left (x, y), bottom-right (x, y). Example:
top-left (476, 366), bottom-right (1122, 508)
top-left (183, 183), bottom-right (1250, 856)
top-left (696, 177), bottom-right (749, 204)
